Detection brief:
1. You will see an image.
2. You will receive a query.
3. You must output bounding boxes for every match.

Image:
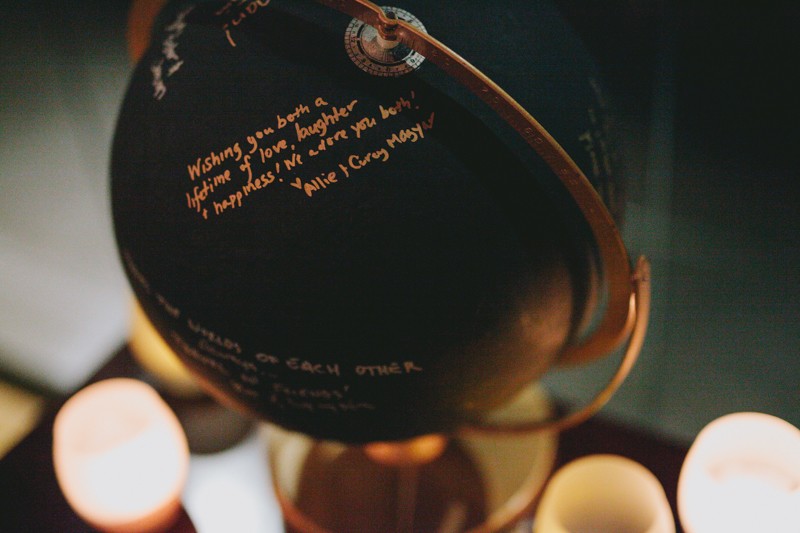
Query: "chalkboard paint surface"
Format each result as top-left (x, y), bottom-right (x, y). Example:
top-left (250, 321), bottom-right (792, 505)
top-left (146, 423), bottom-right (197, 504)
top-left (112, 0), bottom-right (619, 443)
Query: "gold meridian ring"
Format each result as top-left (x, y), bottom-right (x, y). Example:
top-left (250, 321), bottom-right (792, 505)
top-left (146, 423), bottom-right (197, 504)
top-left (316, 0), bottom-right (651, 434)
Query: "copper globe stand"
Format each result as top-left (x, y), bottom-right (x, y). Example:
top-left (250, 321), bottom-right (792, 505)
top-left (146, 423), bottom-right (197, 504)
top-left (267, 254), bottom-right (650, 533)
top-left (260, 3), bottom-right (652, 530)
top-left (266, 260), bottom-right (649, 532)
top-left (124, 1), bottom-right (652, 531)
top-left (265, 255), bottom-right (648, 533)
top-left (266, 385), bottom-right (560, 533)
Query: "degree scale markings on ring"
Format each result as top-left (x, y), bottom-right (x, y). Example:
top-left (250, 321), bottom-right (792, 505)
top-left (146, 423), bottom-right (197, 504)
top-left (344, 6), bottom-right (427, 77)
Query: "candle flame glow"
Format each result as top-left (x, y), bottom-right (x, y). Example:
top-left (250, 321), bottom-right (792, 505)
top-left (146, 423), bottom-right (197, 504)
top-left (678, 412), bottom-right (800, 533)
top-left (53, 378), bottom-right (189, 532)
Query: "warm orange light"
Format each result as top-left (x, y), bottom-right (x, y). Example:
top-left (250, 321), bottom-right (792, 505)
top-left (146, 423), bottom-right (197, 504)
top-left (129, 299), bottom-right (203, 398)
top-left (678, 412), bottom-right (800, 533)
top-left (363, 434), bottom-right (448, 465)
top-left (53, 378), bottom-right (190, 532)
top-left (534, 454), bottom-right (675, 533)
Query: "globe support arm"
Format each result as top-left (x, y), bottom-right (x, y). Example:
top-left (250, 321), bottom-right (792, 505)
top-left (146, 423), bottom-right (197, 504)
top-left (317, 0), bottom-right (639, 366)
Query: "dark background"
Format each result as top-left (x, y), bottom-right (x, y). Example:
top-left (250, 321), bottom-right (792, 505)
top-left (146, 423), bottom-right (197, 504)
top-left (546, 0), bottom-right (800, 442)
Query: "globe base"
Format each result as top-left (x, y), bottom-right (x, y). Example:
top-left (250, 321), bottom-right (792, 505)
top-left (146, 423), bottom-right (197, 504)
top-left (266, 385), bottom-right (556, 533)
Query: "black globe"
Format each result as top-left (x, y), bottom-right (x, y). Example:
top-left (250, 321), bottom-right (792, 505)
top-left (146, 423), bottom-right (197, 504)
top-left (111, 0), bottom-right (618, 443)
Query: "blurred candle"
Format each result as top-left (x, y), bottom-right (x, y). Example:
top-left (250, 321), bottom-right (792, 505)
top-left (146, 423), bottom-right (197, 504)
top-left (534, 454), bottom-right (675, 533)
top-left (678, 412), bottom-right (800, 533)
top-left (53, 378), bottom-right (190, 532)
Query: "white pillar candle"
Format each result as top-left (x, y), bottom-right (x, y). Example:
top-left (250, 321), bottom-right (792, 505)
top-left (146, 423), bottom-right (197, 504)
top-left (678, 412), bottom-right (800, 533)
top-left (53, 378), bottom-right (190, 532)
top-left (534, 454), bottom-right (675, 533)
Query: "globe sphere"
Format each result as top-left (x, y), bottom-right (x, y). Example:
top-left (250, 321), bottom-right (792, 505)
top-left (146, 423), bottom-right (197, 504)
top-left (112, 0), bottom-right (618, 443)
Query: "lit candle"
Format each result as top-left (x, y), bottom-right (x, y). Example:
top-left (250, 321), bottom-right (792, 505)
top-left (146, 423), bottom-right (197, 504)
top-left (678, 412), bottom-right (800, 533)
top-left (53, 378), bottom-right (190, 532)
top-left (534, 454), bottom-right (675, 533)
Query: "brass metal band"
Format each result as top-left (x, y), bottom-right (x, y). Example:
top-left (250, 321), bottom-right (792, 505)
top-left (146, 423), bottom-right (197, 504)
top-left (316, 0), bottom-right (651, 436)
top-left (317, 0), bottom-right (638, 366)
